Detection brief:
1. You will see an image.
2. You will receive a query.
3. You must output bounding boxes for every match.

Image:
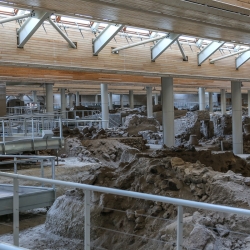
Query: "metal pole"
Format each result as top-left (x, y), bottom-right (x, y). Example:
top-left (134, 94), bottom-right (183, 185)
top-left (176, 40), bottom-right (188, 61)
top-left (48, 18), bottom-right (77, 49)
top-left (210, 48), bottom-right (250, 64)
top-left (177, 205), bottom-right (183, 250)
top-left (75, 91), bottom-right (80, 106)
top-left (13, 178), bottom-right (19, 247)
top-left (109, 92), bottom-right (113, 110)
top-left (51, 159), bottom-right (55, 189)
top-left (60, 88), bottom-right (66, 119)
top-left (112, 35), bottom-right (165, 53)
top-left (14, 157), bottom-right (17, 174)
top-left (84, 190), bottom-right (91, 250)
top-left (0, 13), bottom-right (31, 24)
top-left (41, 160), bottom-right (44, 187)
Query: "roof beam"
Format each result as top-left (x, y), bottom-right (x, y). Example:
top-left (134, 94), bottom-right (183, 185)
top-left (236, 51), bottom-right (250, 69)
top-left (48, 18), bottom-right (77, 49)
top-left (92, 24), bottom-right (124, 56)
top-left (111, 35), bottom-right (166, 54)
top-left (210, 48), bottom-right (250, 64)
top-left (197, 41), bottom-right (225, 66)
top-left (151, 33), bottom-right (180, 62)
top-left (17, 10), bottom-right (51, 48)
top-left (177, 40), bottom-right (188, 61)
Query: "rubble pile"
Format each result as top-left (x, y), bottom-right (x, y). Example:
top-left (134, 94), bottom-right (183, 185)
top-left (123, 114), bottom-right (160, 136)
top-left (44, 146), bottom-right (250, 250)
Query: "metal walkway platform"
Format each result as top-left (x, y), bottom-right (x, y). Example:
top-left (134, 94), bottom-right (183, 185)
top-left (0, 184), bottom-right (55, 216)
top-left (0, 137), bottom-right (64, 154)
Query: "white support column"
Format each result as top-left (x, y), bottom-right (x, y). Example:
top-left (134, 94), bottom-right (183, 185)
top-left (231, 81), bottom-right (243, 154)
top-left (154, 93), bottom-right (159, 105)
top-left (209, 92), bottom-right (213, 112)
top-left (32, 91), bottom-right (37, 103)
top-left (60, 88), bottom-right (66, 119)
top-left (68, 93), bottom-right (74, 108)
top-left (101, 84), bottom-right (109, 129)
top-left (95, 94), bottom-right (98, 104)
top-left (75, 92), bottom-right (80, 106)
top-left (248, 90), bottom-right (250, 117)
top-left (198, 87), bottom-right (205, 111)
top-left (46, 83), bottom-right (53, 113)
top-left (146, 86), bottom-right (153, 118)
top-left (220, 89), bottom-right (226, 115)
top-left (109, 92), bottom-right (113, 110)
top-left (161, 77), bottom-right (175, 147)
top-left (129, 90), bottom-right (134, 109)
top-left (120, 94), bottom-right (124, 109)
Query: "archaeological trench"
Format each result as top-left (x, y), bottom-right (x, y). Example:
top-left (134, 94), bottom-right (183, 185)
top-left (1, 106), bottom-right (250, 250)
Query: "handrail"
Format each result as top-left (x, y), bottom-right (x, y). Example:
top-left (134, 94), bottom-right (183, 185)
top-left (1, 172), bottom-right (250, 250)
top-left (1, 172), bottom-right (250, 216)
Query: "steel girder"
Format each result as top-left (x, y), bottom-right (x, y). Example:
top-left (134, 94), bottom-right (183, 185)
top-left (197, 41), bottom-right (225, 66)
top-left (17, 10), bottom-right (51, 48)
top-left (151, 33), bottom-right (180, 62)
top-left (236, 51), bottom-right (250, 69)
top-left (92, 24), bottom-right (124, 55)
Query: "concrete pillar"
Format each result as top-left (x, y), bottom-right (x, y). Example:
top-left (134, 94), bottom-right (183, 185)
top-left (101, 84), bottom-right (109, 129)
top-left (45, 83), bottom-right (53, 113)
top-left (220, 89), bottom-right (226, 115)
top-left (0, 83), bottom-right (6, 116)
top-left (161, 77), bottom-right (175, 147)
top-left (129, 90), bottom-right (134, 109)
top-left (198, 87), bottom-right (205, 110)
top-left (32, 91), bottom-right (37, 103)
top-left (146, 86), bottom-right (153, 117)
top-left (68, 93), bottom-right (74, 108)
top-left (120, 94), bottom-right (123, 109)
top-left (109, 92), bottom-right (113, 110)
top-left (248, 90), bottom-right (250, 117)
top-left (75, 92), bottom-right (79, 106)
top-left (231, 81), bottom-right (243, 154)
top-left (154, 93), bottom-right (159, 105)
top-left (60, 88), bottom-right (66, 118)
top-left (95, 94), bottom-right (98, 104)
top-left (209, 92), bottom-right (213, 112)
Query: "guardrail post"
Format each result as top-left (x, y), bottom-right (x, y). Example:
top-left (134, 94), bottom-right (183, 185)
top-left (177, 205), bottom-right (183, 250)
top-left (41, 160), bottom-right (44, 187)
top-left (84, 190), bottom-right (91, 250)
top-left (14, 157), bottom-right (17, 174)
top-left (51, 159), bottom-right (55, 189)
top-left (13, 178), bottom-right (19, 247)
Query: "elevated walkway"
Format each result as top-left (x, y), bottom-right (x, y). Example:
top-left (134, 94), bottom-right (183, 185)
top-left (0, 155), bottom-right (56, 216)
top-left (0, 184), bottom-right (55, 216)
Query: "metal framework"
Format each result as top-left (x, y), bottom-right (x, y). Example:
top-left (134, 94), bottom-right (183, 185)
top-left (48, 18), bottom-right (76, 48)
top-left (0, 13), bottom-right (31, 24)
top-left (92, 24), bottom-right (124, 55)
top-left (17, 10), bottom-right (51, 48)
top-left (1, 172), bottom-right (250, 249)
top-left (151, 33), bottom-right (180, 62)
top-left (197, 41), bottom-right (225, 66)
top-left (111, 35), bottom-right (165, 53)
top-left (177, 40), bottom-right (188, 61)
top-left (210, 48), bottom-right (250, 64)
top-left (236, 50), bottom-right (250, 69)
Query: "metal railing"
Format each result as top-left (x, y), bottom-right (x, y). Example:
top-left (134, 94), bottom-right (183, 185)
top-left (0, 172), bottom-right (250, 250)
